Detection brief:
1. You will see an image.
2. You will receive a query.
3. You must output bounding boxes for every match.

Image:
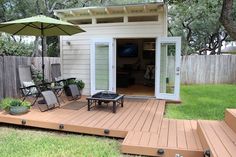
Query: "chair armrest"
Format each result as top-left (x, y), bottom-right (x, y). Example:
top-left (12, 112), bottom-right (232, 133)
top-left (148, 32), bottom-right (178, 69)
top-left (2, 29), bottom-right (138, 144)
top-left (66, 78), bottom-right (76, 81)
top-left (20, 85), bottom-right (37, 90)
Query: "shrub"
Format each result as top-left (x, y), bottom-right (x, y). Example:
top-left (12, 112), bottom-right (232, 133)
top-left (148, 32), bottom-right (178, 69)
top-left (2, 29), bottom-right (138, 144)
top-left (0, 98), bottom-right (31, 111)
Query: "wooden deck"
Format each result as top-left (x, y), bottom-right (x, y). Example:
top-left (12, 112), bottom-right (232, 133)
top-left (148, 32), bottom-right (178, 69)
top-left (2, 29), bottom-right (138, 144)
top-left (0, 98), bottom-right (236, 156)
top-left (0, 98), bottom-right (164, 138)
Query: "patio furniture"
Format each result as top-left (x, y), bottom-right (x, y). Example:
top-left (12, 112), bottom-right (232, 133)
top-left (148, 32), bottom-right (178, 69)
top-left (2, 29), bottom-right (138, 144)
top-left (51, 63), bottom-right (76, 97)
top-left (18, 65), bottom-right (42, 106)
top-left (18, 65), bottom-right (54, 108)
top-left (39, 90), bottom-right (60, 112)
top-left (87, 91), bottom-right (124, 113)
top-left (67, 84), bottom-right (81, 101)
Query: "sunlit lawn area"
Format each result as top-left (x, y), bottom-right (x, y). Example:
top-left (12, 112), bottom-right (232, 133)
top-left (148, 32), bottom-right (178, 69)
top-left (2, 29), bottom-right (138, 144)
top-left (0, 126), bottom-right (122, 157)
top-left (165, 84), bottom-right (236, 120)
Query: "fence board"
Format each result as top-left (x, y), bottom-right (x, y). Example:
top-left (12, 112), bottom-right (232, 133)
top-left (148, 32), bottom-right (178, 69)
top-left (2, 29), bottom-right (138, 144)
top-left (181, 55), bottom-right (236, 84)
top-left (0, 57), bottom-right (3, 99)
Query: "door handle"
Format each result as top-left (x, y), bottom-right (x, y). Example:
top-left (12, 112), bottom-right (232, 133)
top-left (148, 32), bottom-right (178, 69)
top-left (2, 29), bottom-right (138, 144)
top-left (176, 67), bottom-right (180, 72)
top-left (176, 67), bottom-right (180, 75)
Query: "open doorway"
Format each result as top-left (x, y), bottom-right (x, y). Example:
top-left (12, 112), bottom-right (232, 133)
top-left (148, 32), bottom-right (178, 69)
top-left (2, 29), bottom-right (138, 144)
top-left (116, 38), bottom-right (155, 96)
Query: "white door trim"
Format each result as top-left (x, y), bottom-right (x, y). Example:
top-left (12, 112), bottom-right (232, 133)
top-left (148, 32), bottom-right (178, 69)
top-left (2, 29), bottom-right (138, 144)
top-left (90, 38), bottom-right (113, 95)
top-left (155, 37), bottom-right (181, 100)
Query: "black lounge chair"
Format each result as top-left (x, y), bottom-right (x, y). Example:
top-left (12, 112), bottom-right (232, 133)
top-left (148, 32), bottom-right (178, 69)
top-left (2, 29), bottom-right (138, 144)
top-left (39, 90), bottom-right (60, 112)
top-left (18, 65), bottom-right (42, 106)
top-left (51, 63), bottom-right (76, 97)
top-left (18, 65), bottom-right (59, 112)
top-left (67, 84), bottom-right (81, 101)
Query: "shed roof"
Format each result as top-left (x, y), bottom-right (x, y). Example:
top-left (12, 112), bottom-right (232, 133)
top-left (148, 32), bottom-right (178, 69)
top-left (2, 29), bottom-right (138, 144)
top-left (54, 2), bottom-right (165, 20)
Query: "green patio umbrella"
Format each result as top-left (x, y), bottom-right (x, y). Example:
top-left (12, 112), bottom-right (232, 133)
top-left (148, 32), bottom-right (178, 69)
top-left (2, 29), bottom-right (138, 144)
top-left (0, 14), bottom-right (85, 82)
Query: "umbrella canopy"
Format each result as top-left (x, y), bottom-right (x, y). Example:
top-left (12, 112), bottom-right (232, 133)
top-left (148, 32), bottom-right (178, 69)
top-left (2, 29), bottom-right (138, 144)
top-left (0, 15), bottom-right (85, 82)
top-left (0, 15), bottom-right (85, 36)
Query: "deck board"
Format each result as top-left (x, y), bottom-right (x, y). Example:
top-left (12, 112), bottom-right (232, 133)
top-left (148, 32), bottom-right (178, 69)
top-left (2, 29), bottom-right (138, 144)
top-left (125, 99), bottom-right (150, 131)
top-left (133, 99), bottom-right (154, 131)
top-left (141, 100), bottom-right (159, 132)
top-left (149, 100), bottom-right (165, 133)
top-left (176, 120), bottom-right (187, 149)
top-left (168, 119), bottom-right (177, 148)
top-left (117, 100), bottom-right (143, 130)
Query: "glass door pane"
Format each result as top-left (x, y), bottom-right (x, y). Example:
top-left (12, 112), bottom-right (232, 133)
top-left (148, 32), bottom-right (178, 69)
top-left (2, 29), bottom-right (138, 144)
top-left (91, 39), bottom-right (113, 95)
top-left (95, 43), bottom-right (109, 90)
top-left (159, 43), bottom-right (176, 94)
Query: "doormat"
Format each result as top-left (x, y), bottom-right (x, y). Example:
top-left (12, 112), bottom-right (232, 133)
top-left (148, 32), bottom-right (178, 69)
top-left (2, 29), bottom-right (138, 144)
top-left (61, 101), bottom-right (87, 110)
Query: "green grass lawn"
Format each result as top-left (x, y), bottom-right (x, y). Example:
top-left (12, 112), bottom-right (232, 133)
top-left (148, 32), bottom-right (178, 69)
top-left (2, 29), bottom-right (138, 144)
top-left (165, 84), bottom-right (236, 120)
top-left (0, 126), bottom-right (122, 157)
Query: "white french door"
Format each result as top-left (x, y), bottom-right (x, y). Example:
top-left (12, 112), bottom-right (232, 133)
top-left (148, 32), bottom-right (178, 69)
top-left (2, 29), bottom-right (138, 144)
top-left (155, 37), bottom-right (181, 100)
top-left (91, 39), bottom-right (114, 94)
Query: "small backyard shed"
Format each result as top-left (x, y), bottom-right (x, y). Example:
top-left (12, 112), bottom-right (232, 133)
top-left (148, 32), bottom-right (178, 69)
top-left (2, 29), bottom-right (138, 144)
top-left (54, 2), bottom-right (181, 101)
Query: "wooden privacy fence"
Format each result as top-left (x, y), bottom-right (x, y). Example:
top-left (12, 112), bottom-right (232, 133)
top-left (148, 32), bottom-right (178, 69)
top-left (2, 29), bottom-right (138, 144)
top-left (181, 55), bottom-right (236, 84)
top-left (0, 56), bottom-right (60, 100)
top-left (0, 55), bottom-right (236, 100)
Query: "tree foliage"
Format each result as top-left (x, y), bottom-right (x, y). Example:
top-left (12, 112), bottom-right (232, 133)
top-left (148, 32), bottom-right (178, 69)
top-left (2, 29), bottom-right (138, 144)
top-left (0, 35), bottom-right (33, 56)
top-left (1, 0), bottom-right (234, 56)
top-left (168, 0), bottom-right (228, 55)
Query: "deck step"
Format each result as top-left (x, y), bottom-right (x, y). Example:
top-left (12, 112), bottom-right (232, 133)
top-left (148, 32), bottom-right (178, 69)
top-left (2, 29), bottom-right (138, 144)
top-left (197, 120), bottom-right (236, 157)
top-left (225, 109), bottom-right (236, 133)
top-left (122, 119), bottom-right (203, 157)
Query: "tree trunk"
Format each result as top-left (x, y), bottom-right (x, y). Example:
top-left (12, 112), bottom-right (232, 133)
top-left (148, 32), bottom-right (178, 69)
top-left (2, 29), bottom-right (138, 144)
top-left (32, 37), bottom-right (40, 57)
top-left (220, 0), bottom-right (236, 40)
top-left (43, 37), bottom-right (47, 57)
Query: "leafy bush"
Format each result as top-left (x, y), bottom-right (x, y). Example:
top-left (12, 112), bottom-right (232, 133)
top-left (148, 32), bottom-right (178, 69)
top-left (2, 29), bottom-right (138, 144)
top-left (31, 68), bottom-right (43, 84)
top-left (64, 79), bottom-right (85, 90)
top-left (0, 36), bottom-right (33, 56)
top-left (0, 98), bottom-right (31, 111)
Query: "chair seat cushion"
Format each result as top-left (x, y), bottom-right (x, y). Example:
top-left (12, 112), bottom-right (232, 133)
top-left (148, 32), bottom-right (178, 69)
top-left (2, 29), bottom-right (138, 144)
top-left (23, 81), bottom-right (38, 95)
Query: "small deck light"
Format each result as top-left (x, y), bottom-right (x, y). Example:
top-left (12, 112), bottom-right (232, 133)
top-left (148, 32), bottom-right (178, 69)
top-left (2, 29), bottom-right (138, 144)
top-left (59, 124), bottom-right (64, 129)
top-left (21, 119), bottom-right (26, 125)
top-left (157, 148), bottom-right (164, 155)
top-left (204, 149), bottom-right (211, 157)
top-left (104, 129), bottom-right (110, 134)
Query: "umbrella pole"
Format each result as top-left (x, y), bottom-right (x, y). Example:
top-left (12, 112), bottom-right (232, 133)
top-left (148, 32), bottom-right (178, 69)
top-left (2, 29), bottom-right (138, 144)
top-left (41, 22), bottom-right (45, 84)
top-left (41, 36), bottom-right (45, 83)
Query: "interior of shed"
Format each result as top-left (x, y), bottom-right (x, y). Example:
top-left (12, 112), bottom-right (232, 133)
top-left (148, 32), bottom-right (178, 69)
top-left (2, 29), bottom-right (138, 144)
top-left (116, 38), bottom-right (156, 96)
